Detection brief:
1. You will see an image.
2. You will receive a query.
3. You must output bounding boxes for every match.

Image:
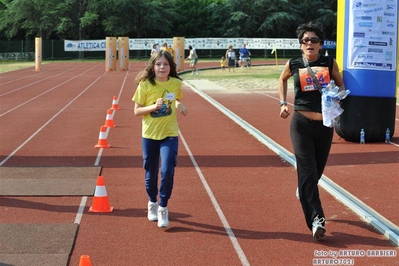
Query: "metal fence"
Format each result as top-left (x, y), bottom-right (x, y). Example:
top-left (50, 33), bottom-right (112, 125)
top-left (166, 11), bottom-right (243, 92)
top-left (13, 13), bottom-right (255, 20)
top-left (0, 40), bottom-right (336, 61)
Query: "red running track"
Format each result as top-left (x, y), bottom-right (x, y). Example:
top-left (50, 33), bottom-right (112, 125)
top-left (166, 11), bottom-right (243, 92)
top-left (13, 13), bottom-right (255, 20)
top-left (0, 61), bottom-right (398, 266)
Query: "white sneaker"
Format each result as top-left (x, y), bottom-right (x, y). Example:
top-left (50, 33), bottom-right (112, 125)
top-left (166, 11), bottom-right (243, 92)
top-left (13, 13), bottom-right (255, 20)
top-left (196, 70), bottom-right (199, 75)
top-left (157, 207), bottom-right (169, 228)
top-left (312, 216), bottom-right (326, 240)
top-left (147, 201), bottom-right (158, 221)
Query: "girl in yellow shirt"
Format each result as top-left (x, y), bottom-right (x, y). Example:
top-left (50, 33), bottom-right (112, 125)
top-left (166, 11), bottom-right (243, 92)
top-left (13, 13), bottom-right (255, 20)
top-left (133, 50), bottom-right (188, 228)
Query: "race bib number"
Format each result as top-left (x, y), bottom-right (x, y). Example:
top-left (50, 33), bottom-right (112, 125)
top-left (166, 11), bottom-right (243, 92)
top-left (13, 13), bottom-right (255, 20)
top-left (299, 66), bottom-right (330, 91)
top-left (165, 93), bottom-right (175, 100)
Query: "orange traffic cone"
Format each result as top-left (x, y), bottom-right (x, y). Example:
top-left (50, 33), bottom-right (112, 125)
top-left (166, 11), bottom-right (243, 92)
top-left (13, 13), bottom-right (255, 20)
top-left (111, 96), bottom-right (119, 110)
top-left (79, 255), bottom-right (92, 266)
top-left (95, 126), bottom-right (111, 148)
top-left (89, 176), bottom-right (113, 212)
top-left (103, 109), bottom-right (116, 128)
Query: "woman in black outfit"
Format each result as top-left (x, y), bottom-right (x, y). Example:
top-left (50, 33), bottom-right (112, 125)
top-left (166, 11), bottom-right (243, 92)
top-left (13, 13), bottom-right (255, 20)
top-left (278, 22), bottom-right (346, 240)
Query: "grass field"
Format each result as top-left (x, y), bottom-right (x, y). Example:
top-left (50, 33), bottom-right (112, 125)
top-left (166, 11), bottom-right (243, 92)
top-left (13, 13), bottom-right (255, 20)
top-left (1, 61), bottom-right (398, 98)
top-left (0, 61), bottom-right (36, 73)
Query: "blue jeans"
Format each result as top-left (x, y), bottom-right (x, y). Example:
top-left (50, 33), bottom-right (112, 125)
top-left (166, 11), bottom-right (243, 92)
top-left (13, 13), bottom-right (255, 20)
top-left (142, 137), bottom-right (178, 207)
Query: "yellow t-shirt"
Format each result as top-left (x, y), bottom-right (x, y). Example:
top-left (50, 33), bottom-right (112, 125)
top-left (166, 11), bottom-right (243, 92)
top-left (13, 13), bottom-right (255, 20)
top-left (132, 77), bottom-right (183, 140)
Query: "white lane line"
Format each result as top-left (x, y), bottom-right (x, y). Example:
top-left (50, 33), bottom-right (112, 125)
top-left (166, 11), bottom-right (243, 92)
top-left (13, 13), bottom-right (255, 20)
top-left (75, 71), bottom-right (130, 225)
top-left (0, 73), bottom-right (106, 166)
top-left (0, 64), bottom-right (71, 88)
top-left (184, 80), bottom-right (399, 247)
top-left (0, 65), bottom-right (99, 117)
top-left (74, 196), bottom-right (88, 224)
top-left (179, 130), bottom-right (250, 266)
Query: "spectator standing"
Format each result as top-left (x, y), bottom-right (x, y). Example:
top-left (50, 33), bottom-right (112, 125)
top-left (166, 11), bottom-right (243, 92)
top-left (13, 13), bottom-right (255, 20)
top-left (186, 45), bottom-right (198, 75)
top-left (150, 44), bottom-right (158, 56)
top-left (168, 44), bottom-right (175, 58)
top-left (225, 45), bottom-right (236, 72)
top-left (220, 56), bottom-right (227, 72)
top-left (239, 44), bottom-right (251, 69)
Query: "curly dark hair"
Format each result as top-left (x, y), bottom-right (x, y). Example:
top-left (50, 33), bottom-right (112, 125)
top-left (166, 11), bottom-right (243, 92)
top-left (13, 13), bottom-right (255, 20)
top-left (296, 21), bottom-right (325, 45)
top-left (135, 49), bottom-right (181, 85)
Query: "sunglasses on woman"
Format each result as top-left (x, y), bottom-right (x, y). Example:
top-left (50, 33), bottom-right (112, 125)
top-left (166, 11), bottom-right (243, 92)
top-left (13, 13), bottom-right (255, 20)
top-left (301, 37), bottom-right (321, 44)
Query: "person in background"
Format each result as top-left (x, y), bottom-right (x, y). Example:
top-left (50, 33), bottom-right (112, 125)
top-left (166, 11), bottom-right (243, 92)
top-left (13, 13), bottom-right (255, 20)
top-left (133, 49), bottom-right (188, 229)
top-left (168, 44), bottom-right (175, 58)
top-left (220, 56), bottom-right (226, 72)
top-left (150, 44), bottom-right (158, 56)
top-left (278, 21), bottom-right (345, 240)
top-left (186, 45), bottom-right (198, 75)
top-left (239, 43), bottom-right (251, 69)
top-left (161, 43), bottom-right (168, 52)
top-left (161, 42), bottom-right (174, 58)
top-left (225, 45), bottom-right (236, 72)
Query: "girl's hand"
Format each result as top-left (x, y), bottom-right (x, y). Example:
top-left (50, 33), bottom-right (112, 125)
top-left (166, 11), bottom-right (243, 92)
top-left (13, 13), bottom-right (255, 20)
top-left (155, 98), bottom-right (164, 110)
top-left (178, 104), bottom-right (188, 116)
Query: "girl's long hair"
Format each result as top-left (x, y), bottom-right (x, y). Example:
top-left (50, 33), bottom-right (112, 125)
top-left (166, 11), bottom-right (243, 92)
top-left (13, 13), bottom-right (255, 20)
top-left (135, 50), bottom-right (181, 85)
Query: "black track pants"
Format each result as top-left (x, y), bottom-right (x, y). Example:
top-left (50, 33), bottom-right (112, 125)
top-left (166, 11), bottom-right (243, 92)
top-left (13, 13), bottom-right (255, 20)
top-left (290, 111), bottom-right (333, 230)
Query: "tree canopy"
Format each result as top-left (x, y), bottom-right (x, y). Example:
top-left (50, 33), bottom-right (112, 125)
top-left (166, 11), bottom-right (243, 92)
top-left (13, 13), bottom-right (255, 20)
top-left (0, 0), bottom-right (337, 40)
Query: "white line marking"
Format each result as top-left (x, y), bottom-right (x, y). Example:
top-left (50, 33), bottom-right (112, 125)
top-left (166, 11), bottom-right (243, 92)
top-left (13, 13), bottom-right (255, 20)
top-left (75, 70), bottom-right (130, 225)
top-left (179, 130), bottom-right (250, 266)
top-left (0, 65), bottom-right (81, 96)
top-left (0, 73), bottom-right (106, 166)
top-left (0, 65), bottom-right (98, 117)
top-left (184, 80), bottom-right (399, 246)
top-left (74, 196), bottom-right (88, 224)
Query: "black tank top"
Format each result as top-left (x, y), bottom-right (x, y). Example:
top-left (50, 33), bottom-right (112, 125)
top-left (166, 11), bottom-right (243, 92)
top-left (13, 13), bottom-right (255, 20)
top-left (289, 55), bottom-right (333, 113)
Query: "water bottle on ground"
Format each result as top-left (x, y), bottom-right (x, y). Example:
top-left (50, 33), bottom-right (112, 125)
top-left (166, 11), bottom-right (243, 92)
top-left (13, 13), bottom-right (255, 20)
top-left (385, 128), bottom-right (390, 143)
top-left (360, 129), bottom-right (365, 145)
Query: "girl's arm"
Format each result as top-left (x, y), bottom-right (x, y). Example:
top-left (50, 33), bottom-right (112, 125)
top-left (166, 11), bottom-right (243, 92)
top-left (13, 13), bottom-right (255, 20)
top-left (134, 98), bottom-right (164, 116)
top-left (175, 99), bottom-right (188, 116)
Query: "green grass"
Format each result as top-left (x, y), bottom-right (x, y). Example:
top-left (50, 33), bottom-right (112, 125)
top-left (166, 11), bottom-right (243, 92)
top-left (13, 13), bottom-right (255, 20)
top-left (0, 61), bottom-right (36, 73)
top-left (1, 61), bottom-right (398, 99)
top-left (180, 65), bottom-right (283, 81)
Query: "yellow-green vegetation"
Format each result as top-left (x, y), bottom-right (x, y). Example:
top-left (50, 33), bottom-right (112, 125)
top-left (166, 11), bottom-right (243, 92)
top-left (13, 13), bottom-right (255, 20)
top-left (0, 62), bottom-right (35, 73)
top-left (180, 65), bottom-right (282, 81)
top-left (1, 61), bottom-right (398, 100)
top-left (180, 65), bottom-right (284, 91)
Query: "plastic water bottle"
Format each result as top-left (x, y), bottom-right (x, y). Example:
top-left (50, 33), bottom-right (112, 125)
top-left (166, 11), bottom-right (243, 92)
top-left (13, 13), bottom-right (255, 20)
top-left (360, 129), bottom-right (365, 144)
top-left (385, 128), bottom-right (390, 143)
top-left (325, 79), bottom-right (335, 91)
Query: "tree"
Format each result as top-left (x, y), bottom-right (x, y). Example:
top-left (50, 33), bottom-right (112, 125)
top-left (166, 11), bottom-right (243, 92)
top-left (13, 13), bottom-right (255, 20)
top-left (0, 0), bottom-right (338, 40)
top-left (53, 0), bottom-right (92, 40)
top-left (0, 0), bottom-right (60, 39)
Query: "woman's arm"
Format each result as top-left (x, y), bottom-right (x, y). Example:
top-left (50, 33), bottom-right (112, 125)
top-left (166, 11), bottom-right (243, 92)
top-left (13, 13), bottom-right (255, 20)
top-left (278, 61), bottom-right (292, 119)
top-left (331, 59), bottom-right (346, 92)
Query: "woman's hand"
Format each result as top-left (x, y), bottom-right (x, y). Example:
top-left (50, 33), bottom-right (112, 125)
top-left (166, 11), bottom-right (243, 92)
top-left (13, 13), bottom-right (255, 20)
top-left (279, 105), bottom-right (290, 119)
